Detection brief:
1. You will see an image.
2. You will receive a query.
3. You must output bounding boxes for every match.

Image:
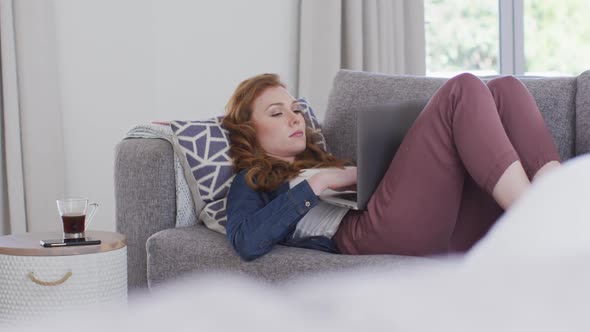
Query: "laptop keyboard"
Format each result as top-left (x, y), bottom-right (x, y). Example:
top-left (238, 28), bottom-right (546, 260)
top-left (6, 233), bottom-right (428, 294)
top-left (332, 192), bottom-right (358, 201)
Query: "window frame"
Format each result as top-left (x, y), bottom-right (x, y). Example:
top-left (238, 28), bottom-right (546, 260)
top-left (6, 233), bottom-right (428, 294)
top-left (499, 0), bottom-right (525, 75)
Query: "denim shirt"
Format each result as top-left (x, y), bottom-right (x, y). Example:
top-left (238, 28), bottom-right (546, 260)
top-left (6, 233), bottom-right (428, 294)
top-left (226, 170), bottom-right (340, 261)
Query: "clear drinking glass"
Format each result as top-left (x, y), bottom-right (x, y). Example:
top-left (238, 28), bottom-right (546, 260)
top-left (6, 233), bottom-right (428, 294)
top-left (56, 198), bottom-right (99, 239)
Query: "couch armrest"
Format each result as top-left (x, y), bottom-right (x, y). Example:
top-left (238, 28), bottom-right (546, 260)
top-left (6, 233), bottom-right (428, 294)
top-left (115, 138), bottom-right (176, 291)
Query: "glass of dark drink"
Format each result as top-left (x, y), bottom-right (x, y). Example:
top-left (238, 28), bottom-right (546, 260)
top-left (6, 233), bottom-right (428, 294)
top-left (56, 198), bottom-right (99, 239)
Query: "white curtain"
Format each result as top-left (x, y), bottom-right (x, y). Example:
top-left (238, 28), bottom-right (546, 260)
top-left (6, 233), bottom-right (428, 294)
top-left (1, 0), bottom-right (66, 234)
top-left (298, 0), bottom-right (426, 120)
top-left (1, 0), bottom-right (27, 235)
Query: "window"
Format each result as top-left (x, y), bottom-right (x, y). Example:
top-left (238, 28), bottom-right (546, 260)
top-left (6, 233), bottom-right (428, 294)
top-left (425, 0), bottom-right (499, 77)
top-left (523, 0), bottom-right (590, 76)
top-left (425, 0), bottom-right (590, 77)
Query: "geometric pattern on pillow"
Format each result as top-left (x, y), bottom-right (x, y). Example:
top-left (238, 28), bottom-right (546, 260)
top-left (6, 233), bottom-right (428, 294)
top-left (298, 98), bottom-right (330, 153)
top-left (170, 98), bottom-right (329, 235)
top-left (171, 116), bottom-right (234, 234)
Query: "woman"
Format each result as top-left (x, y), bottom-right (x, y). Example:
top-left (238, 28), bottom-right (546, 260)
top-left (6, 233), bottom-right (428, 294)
top-left (222, 72), bottom-right (561, 261)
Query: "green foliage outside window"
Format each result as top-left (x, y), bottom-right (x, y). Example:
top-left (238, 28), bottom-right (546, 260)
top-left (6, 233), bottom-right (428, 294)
top-left (425, 0), bottom-right (498, 75)
top-left (525, 0), bottom-right (590, 75)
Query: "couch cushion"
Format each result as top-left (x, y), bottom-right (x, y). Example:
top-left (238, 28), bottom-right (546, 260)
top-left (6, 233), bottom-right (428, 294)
top-left (323, 71), bottom-right (445, 164)
top-left (576, 70), bottom-right (590, 155)
top-left (522, 76), bottom-right (577, 160)
top-left (146, 225), bottom-right (429, 288)
top-left (323, 70), bottom-right (577, 164)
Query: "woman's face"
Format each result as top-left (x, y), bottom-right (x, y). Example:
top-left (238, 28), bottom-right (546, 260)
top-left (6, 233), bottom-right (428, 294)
top-left (251, 86), bottom-right (307, 163)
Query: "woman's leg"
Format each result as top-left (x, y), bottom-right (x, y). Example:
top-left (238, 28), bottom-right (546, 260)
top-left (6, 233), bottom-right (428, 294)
top-left (333, 73), bottom-right (521, 256)
top-left (449, 174), bottom-right (504, 252)
top-left (486, 76), bottom-right (561, 179)
top-left (449, 76), bottom-right (562, 252)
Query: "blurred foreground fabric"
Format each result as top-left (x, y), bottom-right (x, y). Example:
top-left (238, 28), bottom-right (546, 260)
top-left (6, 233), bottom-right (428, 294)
top-left (15, 155), bottom-right (590, 332)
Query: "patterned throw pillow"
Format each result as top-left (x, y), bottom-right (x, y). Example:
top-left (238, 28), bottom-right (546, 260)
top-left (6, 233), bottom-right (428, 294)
top-left (170, 98), bottom-right (328, 235)
top-left (171, 116), bottom-right (233, 234)
top-left (298, 98), bottom-right (329, 152)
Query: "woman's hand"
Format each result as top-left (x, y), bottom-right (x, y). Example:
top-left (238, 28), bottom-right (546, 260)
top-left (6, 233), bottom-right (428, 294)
top-left (332, 184), bottom-right (357, 192)
top-left (307, 167), bottom-right (357, 196)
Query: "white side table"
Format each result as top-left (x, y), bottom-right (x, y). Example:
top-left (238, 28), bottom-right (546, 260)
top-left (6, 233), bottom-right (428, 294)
top-left (0, 231), bottom-right (127, 326)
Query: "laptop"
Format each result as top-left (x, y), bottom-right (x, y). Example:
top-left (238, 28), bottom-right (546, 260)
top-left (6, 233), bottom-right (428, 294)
top-left (319, 98), bottom-right (429, 210)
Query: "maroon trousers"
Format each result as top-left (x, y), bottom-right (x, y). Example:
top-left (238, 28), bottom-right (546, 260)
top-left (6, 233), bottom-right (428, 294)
top-left (333, 73), bottom-right (561, 256)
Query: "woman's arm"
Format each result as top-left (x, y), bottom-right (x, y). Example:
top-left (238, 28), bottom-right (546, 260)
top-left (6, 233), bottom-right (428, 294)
top-left (226, 172), bottom-right (319, 261)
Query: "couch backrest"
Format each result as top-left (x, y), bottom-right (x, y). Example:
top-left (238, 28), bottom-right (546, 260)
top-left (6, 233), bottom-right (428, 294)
top-left (323, 69), bottom-right (590, 164)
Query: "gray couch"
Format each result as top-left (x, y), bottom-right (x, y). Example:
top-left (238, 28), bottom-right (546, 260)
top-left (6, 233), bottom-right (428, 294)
top-left (115, 69), bottom-right (590, 291)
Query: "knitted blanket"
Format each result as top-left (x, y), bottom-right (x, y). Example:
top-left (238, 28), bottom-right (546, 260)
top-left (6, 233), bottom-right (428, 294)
top-left (125, 123), bottom-right (198, 228)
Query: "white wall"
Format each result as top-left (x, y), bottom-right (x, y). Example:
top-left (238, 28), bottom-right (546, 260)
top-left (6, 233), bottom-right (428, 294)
top-left (29, 0), bottom-right (299, 232)
top-left (152, 0), bottom-right (299, 119)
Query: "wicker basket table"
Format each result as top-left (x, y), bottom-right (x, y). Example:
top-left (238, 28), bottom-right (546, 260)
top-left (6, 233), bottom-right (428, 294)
top-left (0, 231), bottom-right (127, 326)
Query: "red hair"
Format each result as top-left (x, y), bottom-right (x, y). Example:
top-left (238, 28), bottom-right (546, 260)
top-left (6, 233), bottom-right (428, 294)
top-left (222, 73), bottom-right (347, 192)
